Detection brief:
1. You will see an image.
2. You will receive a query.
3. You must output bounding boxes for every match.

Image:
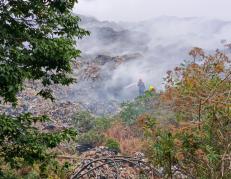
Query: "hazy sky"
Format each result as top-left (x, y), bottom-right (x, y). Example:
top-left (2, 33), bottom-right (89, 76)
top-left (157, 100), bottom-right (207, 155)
top-left (74, 0), bottom-right (231, 22)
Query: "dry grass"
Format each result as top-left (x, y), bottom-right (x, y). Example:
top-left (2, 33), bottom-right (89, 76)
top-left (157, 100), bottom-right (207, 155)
top-left (104, 122), bottom-right (146, 155)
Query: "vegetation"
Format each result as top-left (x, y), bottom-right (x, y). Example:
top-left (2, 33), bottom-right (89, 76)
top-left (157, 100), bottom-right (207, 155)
top-left (0, 1), bottom-right (230, 178)
top-left (78, 48), bottom-right (230, 178)
top-left (72, 111), bottom-right (112, 147)
top-left (143, 48), bottom-right (231, 178)
top-left (0, 113), bottom-right (76, 178)
top-left (120, 92), bottom-right (160, 125)
top-left (106, 138), bottom-right (120, 153)
top-left (0, 0), bottom-right (89, 104)
top-left (104, 121), bottom-right (145, 155)
top-left (0, 0), bottom-right (88, 178)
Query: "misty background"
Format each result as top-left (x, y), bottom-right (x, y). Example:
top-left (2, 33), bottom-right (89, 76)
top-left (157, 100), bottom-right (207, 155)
top-left (75, 0), bottom-right (231, 22)
top-left (56, 1), bottom-right (231, 115)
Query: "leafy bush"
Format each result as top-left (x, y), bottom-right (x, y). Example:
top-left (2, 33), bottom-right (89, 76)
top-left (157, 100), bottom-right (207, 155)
top-left (72, 111), bottom-right (95, 132)
top-left (106, 138), bottom-right (120, 153)
top-left (94, 117), bottom-right (112, 131)
top-left (119, 92), bottom-right (166, 126)
top-left (72, 111), bottom-right (112, 147)
top-left (0, 0), bottom-right (88, 178)
top-left (120, 101), bottom-right (146, 125)
top-left (77, 131), bottom-right (105, 146)
top-left (0, 114), bottom-right (76, 178)
top-left (120, 94), bottom-right (153, 125)
top-left (144, 48), bottom-right (231, 178)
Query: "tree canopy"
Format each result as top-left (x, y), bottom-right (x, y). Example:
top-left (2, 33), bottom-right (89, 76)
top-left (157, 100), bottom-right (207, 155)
top-left (0, 1), bottom-right (89, 178)
top-left (0, 0), bottom-right (89, 104)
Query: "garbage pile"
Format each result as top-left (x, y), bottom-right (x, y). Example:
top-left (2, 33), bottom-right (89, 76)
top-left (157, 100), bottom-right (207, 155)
top-left (0, 86), bottom-right (81, 125)
top-left (72, 146), bottom-right (191, 179)
top-left (72, 146), bottom-right (162, 179)
top-left (0, 52), bottom-right (144, 118)
top-left (81, 100), bottom-right (120, 116)
top-left (82, 63), bottom-right (101, 80)
top-left (77, 53), bottom-right (142, 81)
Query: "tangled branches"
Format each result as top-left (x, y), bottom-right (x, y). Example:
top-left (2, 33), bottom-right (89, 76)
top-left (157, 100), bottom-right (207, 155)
top-left (71, 156), bottom-right (162, 179)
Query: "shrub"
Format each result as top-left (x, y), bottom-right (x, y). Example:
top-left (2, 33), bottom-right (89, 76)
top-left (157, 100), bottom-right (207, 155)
top-left (106, 138), bottom-right (120, 153)
top-left (72, 112), bottom-right (113, 148)
top-left (72, 111), bottom-right (95, 133)
top-left (105, 122), bottom-right (145, 155)
top-left (77, 131), bottom-right (105, 146)
top-left (0, 114), bottom-right (76, 178)
top-left (120, 93), bottom-right (160, 125)
top-left (145, 48), bottom-right (231, 178)
top-left (94, 117), bottom-right (112, 131)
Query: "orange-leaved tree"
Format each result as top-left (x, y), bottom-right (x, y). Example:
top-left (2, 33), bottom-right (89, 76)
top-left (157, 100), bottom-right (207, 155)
top-left (145, 48), bottom-right (231, 178)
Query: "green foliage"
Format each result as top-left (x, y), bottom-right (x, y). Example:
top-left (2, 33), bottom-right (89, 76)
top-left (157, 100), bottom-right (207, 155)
top-left (72, 111), bottom-right (112, 132)
top-left (0, 113), bottom-right (77, 178)
top-left (0, 1), bottom-right (88, 177)
top-left (150, 131), bottom-right (176, 178)
top-left (72, 111), bottom-right (112, 146)
top-left (77, 131), bottom-right (105, 146)
top-left (106, 138), bottom-right (120, 153)
top-left (72, 111), bottom-right (95, 133)
top-left (119, 92), bottom-right (174, 127)
top-left (120, 93), bottom-right (156, 125)
top-left (94, 117), bottom-right (112, 131)
top-left (145, 49), bottom-right (231, 178)
top-left (120, 101), bottom-right (145, 125)
top-left (0, 0), bottom-right (89, 104)
top-left (140, 115), bottom-right (157, 138)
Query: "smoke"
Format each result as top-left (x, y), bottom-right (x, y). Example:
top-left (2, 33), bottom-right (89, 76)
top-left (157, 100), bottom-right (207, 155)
top-left (61, 15), bottom-right (231, 114)
top-left (75, 0), bottom-right (231, 22)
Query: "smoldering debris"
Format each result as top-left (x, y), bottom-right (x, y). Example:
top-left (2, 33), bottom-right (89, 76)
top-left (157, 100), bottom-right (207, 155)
top-left (3, 15), bottom-right (231, 117)
top-left (66, 15), bottom-right (231, 115)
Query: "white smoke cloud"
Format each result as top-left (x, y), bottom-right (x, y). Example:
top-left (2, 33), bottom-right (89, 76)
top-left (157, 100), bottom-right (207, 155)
top-left (63, 15), bottom-right (231, 115)
top-left (75, 0), bottom-right (231, 22)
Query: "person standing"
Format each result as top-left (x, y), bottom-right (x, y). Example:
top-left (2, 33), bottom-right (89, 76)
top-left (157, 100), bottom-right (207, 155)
top-left (137, 79), bottom-right (145, 96)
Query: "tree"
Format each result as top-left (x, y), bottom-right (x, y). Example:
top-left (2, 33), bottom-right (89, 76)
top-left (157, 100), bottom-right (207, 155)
top-left (163, 48), bottom-right (230, 123)
top-left (0, 1), bottom-right (89, 177)
top-left (0, 0), bottom-right (89, 104)
top-left (152, 48), bottom-right (231, 178)
top-left (0, 114), bottom-right (76, 178)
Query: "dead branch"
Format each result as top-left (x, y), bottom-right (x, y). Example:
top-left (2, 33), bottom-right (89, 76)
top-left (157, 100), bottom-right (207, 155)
top-left (71, 156), bottom-right (162, 179)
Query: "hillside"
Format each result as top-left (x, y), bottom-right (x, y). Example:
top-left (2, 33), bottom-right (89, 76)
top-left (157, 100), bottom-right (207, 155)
top-left (0, 6), bottom-right (230, 178)
top-left (2, 15), bottom-right (231, 119)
